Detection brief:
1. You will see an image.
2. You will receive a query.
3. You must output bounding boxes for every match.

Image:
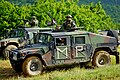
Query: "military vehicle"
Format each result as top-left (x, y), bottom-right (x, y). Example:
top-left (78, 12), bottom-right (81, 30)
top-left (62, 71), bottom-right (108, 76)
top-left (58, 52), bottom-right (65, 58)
top-left (9, 29), bottom-right (119, 76)
top-left (0, 27), bottom-right (52, 60)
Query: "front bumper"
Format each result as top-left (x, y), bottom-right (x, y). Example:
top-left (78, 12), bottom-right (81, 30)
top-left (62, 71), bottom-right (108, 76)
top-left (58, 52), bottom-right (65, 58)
top-left (9, 51), bottom-right (24, 67)
top-left (9, 51), bottom-right (19, 61)
top-left (9, 50), bottom-right (26, 61)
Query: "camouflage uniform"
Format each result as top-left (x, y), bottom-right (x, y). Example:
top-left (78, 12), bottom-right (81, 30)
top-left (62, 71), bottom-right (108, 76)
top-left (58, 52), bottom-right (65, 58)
top-left (30, 16), bottom-right (39, 27)
top-left (60, 15), bottom-right (77, 30)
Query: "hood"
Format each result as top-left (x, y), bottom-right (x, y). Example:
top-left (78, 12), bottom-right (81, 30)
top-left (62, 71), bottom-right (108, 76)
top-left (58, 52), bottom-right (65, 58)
top-left (17, 43), bottom-right (50, 54)
top-left (0, 38), bottom-right (20, 42)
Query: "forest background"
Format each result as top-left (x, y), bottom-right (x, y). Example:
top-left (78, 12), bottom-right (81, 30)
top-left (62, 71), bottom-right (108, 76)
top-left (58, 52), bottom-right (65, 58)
top-left (0, 0), bottom-right (120, 36)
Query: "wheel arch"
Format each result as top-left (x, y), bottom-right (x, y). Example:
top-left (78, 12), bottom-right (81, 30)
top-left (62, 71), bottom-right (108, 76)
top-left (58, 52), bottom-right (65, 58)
top-left (6, 42), bottom-right (19, 48)
top-left (23, 54), bottom-right (46, 66)
top-left (92, 47), bottom-right (112, 58)
top-left (92, 49), bottom-right (111, 67)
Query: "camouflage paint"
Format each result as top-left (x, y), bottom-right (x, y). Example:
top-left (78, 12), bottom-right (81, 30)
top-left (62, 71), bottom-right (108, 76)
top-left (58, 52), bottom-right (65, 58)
top-left (9, 30), bottom-right (119, 67)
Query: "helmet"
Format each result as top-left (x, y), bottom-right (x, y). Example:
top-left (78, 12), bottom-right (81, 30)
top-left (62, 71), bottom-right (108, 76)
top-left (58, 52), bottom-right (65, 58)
top-left (32, 16), bottom-right (36, 20)
top-left (66, 15), bottom-right (72, 18)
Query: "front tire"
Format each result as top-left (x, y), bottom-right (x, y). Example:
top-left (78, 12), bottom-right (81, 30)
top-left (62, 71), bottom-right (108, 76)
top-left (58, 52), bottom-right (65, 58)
top-left (92, 50), bottom-right (111, 67)
top-left (22, 56), bottom-right (43, 76)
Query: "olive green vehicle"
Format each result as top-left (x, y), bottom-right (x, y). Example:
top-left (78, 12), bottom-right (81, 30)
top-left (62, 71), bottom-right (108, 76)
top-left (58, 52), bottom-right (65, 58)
top-left (9, 29), bottom-right (119, 76)
top-left (0, 27), bottom-right (52, 60)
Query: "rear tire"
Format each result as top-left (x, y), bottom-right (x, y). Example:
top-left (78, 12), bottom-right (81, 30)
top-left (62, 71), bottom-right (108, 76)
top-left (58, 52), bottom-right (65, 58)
top-left (22, 56), bottom-right (43, 76)
top-left (3, 45), bottom-right (17, 60)
top-left (92, 50), bottom-right (111, 67)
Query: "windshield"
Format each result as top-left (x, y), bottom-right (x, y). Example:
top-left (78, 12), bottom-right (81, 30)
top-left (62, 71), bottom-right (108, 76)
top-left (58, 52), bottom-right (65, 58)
top-left (38, 34), bottom-right (52, 44)
top-left (9, 29), bottom-right (24, 38)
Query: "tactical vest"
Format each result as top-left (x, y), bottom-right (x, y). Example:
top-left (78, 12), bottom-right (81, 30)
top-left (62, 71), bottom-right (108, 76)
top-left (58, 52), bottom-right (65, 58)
top-left (31, 20), bottom-right (38, 27)
top-left (63, 20), bottom-right (75, 30)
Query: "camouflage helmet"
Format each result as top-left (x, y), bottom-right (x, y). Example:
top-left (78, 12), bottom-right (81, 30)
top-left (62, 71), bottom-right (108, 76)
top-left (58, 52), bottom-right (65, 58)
top-left (32, 16), bottom-right (36, 20)
top-left (66, 14), bottom-right (72, 18)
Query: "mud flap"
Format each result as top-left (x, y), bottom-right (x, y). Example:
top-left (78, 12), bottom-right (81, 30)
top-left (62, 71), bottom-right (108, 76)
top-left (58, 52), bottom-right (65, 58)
top-left (115, 52), bottom-right (119, 64)
top-left (116, 55), bottom-right (119, 64)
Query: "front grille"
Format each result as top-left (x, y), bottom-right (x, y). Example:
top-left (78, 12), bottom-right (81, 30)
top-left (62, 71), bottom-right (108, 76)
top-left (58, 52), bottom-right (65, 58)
top-left (9, 51), bottom-right (13, 58)
top-left (9, 51), bottom-right (18, 60)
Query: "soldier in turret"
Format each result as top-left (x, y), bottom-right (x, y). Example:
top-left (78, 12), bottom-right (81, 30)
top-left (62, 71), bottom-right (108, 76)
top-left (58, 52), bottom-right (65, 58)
top-left (59, 14), bottom-right (77, 30)
top-left (30, 16), bottom-right (39, 27)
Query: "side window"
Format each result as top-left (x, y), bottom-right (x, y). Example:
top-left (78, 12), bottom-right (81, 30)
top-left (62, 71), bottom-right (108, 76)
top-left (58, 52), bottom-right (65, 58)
top-left (38, 34), bottom-right (52, 43)
top-left (75, 36), bottom-right (85, 44)
top-left (56, 38), bottom-right (67, 46)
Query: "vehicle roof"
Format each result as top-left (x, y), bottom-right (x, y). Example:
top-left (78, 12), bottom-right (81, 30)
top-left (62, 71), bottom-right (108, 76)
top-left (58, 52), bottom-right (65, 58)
top-left (40, 30), bottom-right (89, 37)
top-left (24, 27), bottom-right (52, 32)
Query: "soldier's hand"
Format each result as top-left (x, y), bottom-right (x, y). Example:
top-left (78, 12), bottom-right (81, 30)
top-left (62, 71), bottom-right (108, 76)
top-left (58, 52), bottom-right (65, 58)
top-left (56, 26), bottom-right (60, 30)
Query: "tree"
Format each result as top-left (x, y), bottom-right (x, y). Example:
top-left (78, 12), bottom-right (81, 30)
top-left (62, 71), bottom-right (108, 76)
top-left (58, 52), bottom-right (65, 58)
top-left (31, 0), bottom-right (115, 32)
top-left (0, 0), bottom-right (116, 37)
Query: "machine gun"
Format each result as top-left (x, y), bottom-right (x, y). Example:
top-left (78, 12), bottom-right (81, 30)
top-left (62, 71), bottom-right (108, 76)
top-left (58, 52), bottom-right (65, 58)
top-left (47, 12), bottom-right (59, 30)
top-left (47, 12), bottom-right (58, 26)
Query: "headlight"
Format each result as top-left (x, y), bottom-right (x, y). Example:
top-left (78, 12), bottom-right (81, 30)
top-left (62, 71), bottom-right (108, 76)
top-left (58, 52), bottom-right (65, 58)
top-left (12, 51), bottom-right (18, 60)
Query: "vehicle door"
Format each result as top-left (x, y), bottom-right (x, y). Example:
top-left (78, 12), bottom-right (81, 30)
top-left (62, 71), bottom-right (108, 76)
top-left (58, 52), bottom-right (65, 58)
top-left (54, 36), bottom-right (71, 64)
top-left (72, 35), bottom-right (92, 62)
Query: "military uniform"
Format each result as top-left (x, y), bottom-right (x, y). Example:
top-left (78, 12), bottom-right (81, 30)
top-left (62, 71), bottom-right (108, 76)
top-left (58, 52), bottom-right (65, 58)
top-left (60, 15), bottom-right (77, 30)
top-left (30, 16), bottom-right (39, 27)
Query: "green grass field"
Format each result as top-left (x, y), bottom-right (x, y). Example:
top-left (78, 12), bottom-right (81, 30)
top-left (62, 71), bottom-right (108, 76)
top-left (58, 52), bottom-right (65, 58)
top-left (0, 56), bottom-right (120, 80)
top-left (0, 47), bottom-right (120, 80)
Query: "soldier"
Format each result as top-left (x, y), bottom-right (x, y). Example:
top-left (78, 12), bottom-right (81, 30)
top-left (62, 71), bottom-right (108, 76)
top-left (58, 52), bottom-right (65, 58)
top-left (30, 16), bottom-right (39, 27)
top-left (60, 14), bottom-right (77, 30)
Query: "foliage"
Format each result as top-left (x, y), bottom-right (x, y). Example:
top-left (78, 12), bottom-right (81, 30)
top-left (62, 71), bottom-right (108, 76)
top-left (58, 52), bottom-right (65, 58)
top-left (103, 4), bottom-right (120, 23)
top-left (0, 0), bottom-right (32, 36)
top-left (0, 1), bottom-right (15, 30)
top-left (6, 0), bottom-right (120, 24)
top-left (79, 0), bottom-right (120, 26)
top-left (0, 0), bottom-right (116, 36)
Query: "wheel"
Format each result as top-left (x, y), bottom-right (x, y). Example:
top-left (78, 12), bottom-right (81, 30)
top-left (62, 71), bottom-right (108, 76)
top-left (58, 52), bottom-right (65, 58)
top-left (92, 50), bottom-right (111, 67)
top-left (22, 56), bottom-right (43, 76)
top-left (3, 45), bottom-right (17, 60)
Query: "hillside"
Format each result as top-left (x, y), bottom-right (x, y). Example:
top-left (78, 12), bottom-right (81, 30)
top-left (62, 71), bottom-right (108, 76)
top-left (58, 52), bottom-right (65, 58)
top-left (79, 0), bottom-right (120, 23)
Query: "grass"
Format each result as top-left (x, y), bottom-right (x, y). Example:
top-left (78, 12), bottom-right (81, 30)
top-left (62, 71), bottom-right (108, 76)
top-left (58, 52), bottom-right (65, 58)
top-left (0, 48), bottom-right (120, 80)
top-left (0, 56), bottom-right (120, 80)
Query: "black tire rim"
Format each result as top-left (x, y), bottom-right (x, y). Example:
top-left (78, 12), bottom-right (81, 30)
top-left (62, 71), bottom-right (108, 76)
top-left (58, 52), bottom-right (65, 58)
top-left (29, 59), bottom-right (41, 72)
top-left (30, 62), bottom-right (39, 71)
top-left (98, 55), bottom-right (108, 65)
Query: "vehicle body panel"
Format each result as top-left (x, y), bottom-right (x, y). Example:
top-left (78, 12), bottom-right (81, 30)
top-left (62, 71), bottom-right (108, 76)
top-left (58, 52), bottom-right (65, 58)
top-left (9, 30), bottom-right (119, 67)
top-left (0, 27), bottom-right (52, 57)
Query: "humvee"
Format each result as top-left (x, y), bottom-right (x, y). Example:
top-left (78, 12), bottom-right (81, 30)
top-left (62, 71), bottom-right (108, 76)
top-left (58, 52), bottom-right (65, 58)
top-left (0, 27), bottom-right (52, 59)
top-left (9, 29), bottom-right (119, 76)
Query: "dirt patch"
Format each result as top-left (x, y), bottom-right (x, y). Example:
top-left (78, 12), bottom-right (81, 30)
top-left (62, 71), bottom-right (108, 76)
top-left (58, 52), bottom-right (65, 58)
top-left (0, 68), bottom-right (18, 79)
top-left (0, 60), bottom-right (19, 79)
